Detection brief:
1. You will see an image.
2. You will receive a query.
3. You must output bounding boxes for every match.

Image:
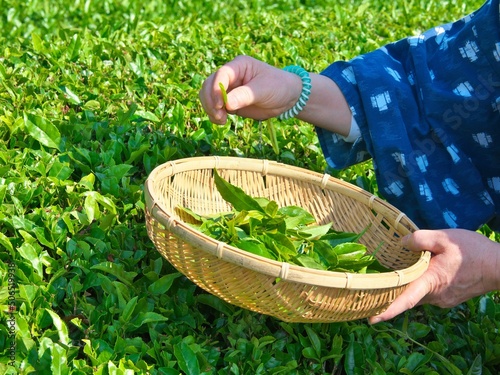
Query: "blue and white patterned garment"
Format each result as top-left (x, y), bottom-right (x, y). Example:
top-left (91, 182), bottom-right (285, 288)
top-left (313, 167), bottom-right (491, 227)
top-left (317, 0), bottom-right (500, 230)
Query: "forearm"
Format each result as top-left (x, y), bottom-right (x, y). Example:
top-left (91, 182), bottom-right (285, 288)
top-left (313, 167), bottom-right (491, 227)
top-left (482, 237), bottom-right (500, 293)
top-left (293, 73), bottom-right (352, 137)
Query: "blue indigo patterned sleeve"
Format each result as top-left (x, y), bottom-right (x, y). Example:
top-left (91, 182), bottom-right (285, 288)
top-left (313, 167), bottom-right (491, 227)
top-left (317, 0), bottom-right (500, 230)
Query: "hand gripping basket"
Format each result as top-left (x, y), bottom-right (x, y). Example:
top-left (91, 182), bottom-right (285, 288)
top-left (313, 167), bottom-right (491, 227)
top-left (144, 156), bottom-right (430, 323)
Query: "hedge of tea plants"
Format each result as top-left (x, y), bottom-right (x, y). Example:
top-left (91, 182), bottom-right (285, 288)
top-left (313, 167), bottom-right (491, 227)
top-left (1, 0), bottom-right (499, 374)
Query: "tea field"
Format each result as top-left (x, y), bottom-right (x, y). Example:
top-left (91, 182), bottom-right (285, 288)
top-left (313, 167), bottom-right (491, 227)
top-left (1, 0), bottom-right (499, 373)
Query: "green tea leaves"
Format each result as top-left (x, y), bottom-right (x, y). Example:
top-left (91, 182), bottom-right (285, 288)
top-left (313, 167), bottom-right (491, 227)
top-left (187, 171), bottom-right (387, 273)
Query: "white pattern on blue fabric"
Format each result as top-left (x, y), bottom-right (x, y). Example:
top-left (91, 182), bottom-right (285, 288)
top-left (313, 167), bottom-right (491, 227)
top-left (492, 97), bottom-right (500, 111)
top-left (408, 35), bottom-right (425, 46)
top-left (384, 180), bottom-right (404, 197)
top-left (419, 182), bottom-right (433, 202)
top-left (391, 152), bottom-right (404, 165)
top-left (341, 67), bottom-right (356, 84)
top-left (494, 43), bottom-right (500, 61)
top-left (446, 145), bottom-right (461, 163)
top-left (488, 177), bottom-right (500, 193)
top-left (370, 92), bottom-right (391, 111)
top-left (416, 155), bottom-right (429, 173)
top-left (462, 14), bottom-right (475, 23)
top-left (443, 210), bottom-right (458, 228)
top-left (330, 133), bottom-right (342, 144)
top-left (472, 132), bottom-right (493, 147)
top-left (472, 25), bottom-right (479, 37)
top-left (453, 81), bottom-right (474, 96)
top-left (480, 191), bottom-right (494, 205)
top-left (438, 35), bottom-right (451, 51)
top-left (442, 178), bottom-right (460, 195)
top-left (385, 67), bottom-right (402, 81)
top-left (434, 26), bottom-right (446, 44)
top-left (459, 40), bottom-right (480, 61)
top-left (407, 71), bottom-right (415, 85)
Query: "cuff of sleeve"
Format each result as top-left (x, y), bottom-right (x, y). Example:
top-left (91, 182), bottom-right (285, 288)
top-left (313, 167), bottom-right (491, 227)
top-left (340, 116), bottom-right (361, 143)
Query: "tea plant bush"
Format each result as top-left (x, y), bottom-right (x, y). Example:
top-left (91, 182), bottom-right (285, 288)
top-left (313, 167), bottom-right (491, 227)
top-left (1, 0), bottom-right (499, 374)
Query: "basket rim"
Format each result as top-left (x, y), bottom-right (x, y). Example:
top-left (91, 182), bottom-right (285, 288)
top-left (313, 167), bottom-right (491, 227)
top-left (145, 156), bottom-right (431, 290)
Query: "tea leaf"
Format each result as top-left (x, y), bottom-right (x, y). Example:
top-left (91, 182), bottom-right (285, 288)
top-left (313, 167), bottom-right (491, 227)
top-left (31, 32), bottom-right (45, 53)
top-left (24, 113), bottom-right (61, 150)
top-left (148, 273), bottom-right (182, 295)
top-left (91, 262), bottom-right (138, 287)
top-left (213, 169), bottom-right (265, 214)
top-left (67, 33), bottom-right (82, 61)
top-left (312, 240), bottom-right (339, 269)
top-left (219, 82), bottom-right (228, 106)
top-left (266, 120), bottom-right (279, 155)
top-left (234, 238), bottom-right (276, 259)
top-left (174, 342), bottom-right (201, 375)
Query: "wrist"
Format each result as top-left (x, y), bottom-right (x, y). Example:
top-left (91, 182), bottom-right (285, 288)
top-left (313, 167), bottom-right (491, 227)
top-left (278, 66), bottom-right (312, 121)
top-left (283, 71), bottom-right (303, 113)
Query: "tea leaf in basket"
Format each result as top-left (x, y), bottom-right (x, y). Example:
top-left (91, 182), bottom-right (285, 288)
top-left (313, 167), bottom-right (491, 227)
top-left (214, 169), bottom-right (266, 214)
top-left (320, 226), bottom-right (368, 247)
top-left (294, 253), bottom-right (327, 270)
top-left (335, 244), bottom-right (377, 271)
top-left (278, 205), bottom-right (316, 228)
top-left (176, 206), bottom-right (203, 224)
top-left (259, 233), bottom-right (297, 262)
top-left (311, 240), bottom-right (339, 270)
top-left (234, 238), bottom-right (276, 259)
top-left (292, 222), bottom-right (333, 240)
top-left (332, 242), bottom-right (367, 256)
top-left (263, 199), bottom-right (279, 217)
top-left (263, 232), bottom-right (296, 253)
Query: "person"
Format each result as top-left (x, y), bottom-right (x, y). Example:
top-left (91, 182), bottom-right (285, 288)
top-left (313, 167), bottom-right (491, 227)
top-left (199, 0), bottom-right (500, 324)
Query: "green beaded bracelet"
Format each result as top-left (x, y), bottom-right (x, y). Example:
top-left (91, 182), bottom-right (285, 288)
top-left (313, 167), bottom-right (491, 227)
top-left (278, 65), bottom-right (312, 121)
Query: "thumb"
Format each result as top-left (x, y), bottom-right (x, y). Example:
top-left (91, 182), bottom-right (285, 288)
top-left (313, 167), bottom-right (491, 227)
top-left (369, 273), bottom-right (431, 324)
top-left (369, 231), bottom-right (437, 324)
top-left (225, 85), bottom-right (256, 112)
top-left (402, 230), bottom-right (447, 255)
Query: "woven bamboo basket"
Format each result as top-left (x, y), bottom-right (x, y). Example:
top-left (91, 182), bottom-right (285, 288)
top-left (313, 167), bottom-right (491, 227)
top-left (144, 156), bottom-right (430, 323)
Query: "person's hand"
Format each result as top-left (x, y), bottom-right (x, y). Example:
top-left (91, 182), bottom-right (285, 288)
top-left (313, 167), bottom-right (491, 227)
top-left (199, 55), bottom-right (303, 124)
top-left (369, 229), bottom-right (500, 324)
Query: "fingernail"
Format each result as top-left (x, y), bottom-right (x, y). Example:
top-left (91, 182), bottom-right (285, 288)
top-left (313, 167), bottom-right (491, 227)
top-left (213, 109), bottom-right (223, 120)
top-left (369, 317), bottom-right (381, 325)
top-left (401, 234), bottom-right (410, 246)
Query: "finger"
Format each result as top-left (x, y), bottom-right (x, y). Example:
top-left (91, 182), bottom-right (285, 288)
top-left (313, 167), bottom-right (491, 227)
top-left (207, 62), bottom-right (247, 121)
top-left (369, 273), bottom-right (431, 324)
top-left (200, 73), bottom-right (229, 124)
top-left (402, 230), bottom-right (448, 255)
